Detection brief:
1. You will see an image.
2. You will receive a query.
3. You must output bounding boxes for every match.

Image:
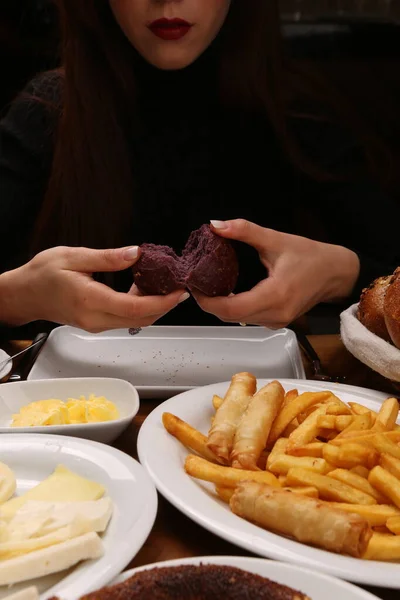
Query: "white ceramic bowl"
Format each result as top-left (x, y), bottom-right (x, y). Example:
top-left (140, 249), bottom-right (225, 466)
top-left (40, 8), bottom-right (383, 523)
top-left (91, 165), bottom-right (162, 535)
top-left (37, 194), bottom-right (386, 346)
top-left (0, 377), bottom-right (139, 444)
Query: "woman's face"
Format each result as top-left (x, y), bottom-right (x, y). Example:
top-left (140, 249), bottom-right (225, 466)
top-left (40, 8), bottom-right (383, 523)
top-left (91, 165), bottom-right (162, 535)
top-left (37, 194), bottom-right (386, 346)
top-left (109, 0), bottom-right (231, 70)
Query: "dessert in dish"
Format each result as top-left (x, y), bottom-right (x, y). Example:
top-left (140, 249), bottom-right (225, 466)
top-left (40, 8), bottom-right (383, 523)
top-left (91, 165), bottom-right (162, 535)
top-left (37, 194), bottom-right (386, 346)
top-left (357, 267), bottom-right (400, 348)
top-left (132, 224), bottom-right (239, 297)
top-left (163, 372), bottom-right (400, 561)
top-left (77, 564), bottom-right (311, 600)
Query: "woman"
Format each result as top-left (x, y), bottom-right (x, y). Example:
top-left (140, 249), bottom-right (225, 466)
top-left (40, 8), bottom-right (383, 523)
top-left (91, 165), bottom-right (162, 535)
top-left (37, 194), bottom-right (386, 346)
top-left (0, 0), bottom-right (398, 333)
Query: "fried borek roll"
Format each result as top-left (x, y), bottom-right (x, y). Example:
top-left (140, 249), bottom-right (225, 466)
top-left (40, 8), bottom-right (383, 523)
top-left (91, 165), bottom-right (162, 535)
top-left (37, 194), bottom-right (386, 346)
top-left (230, 481), bottom-right (372, 558)
top-left (207, 372), bottom-right (256, 461)
top-left (231, 380), bottom-right (285, 470)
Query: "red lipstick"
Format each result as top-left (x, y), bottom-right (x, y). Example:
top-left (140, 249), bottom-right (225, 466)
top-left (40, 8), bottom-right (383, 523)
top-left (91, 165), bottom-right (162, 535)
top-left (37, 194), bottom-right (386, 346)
top-left (148, 18), bottom-right (192, 41)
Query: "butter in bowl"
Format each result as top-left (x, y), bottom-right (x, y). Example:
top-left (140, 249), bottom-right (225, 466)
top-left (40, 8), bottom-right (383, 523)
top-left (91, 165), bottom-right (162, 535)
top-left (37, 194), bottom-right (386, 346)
top-left (0, 378), bottom-right (139, 444)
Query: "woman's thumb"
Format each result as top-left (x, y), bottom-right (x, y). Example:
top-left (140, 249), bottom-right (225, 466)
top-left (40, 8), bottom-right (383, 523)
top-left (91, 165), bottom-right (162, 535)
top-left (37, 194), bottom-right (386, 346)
top-left (210, 219), bottom-right (279, 253)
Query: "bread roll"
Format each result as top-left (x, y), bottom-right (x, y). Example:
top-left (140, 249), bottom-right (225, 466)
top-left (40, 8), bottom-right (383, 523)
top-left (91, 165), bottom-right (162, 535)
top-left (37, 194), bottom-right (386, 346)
top-left (384, 268), bottom-right (400, 349)
top-left (357, 275), bottom-right (391, 342)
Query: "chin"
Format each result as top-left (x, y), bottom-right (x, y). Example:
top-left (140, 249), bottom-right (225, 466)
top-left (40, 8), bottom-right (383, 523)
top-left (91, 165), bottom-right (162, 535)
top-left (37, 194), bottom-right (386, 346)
top-left (144, 50), bottom-right (202, 71)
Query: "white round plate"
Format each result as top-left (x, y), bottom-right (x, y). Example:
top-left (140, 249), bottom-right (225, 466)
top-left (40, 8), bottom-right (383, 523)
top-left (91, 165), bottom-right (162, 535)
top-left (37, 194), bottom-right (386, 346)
top-left (0, 378), bottom-right (140, 444)
top-left (0, 433), bottom-right (157, 600)
top-left (111, 556), bottom-right (379, 599)
top-left (0, 349), bottom-right (12, 380)
top-left (137, 378), bottom-right (399, 589)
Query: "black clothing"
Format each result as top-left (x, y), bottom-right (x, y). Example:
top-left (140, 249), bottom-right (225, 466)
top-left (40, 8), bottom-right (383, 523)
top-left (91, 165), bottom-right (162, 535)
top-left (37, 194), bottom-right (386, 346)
top-left (1, 52), bottom-right (399, 332)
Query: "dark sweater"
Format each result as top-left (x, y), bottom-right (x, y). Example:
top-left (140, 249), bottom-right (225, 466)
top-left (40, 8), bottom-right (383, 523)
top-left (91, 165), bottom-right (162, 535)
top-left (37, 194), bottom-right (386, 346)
top-left (1, 53), bottom-right (399, 333)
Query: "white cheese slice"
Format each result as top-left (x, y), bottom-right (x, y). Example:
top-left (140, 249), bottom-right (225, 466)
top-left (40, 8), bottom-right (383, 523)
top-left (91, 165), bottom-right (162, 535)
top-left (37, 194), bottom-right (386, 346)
top-left (0, 532), bottom-right (103, 585)
top-left (1, 466), bottom-right (105, 520)
top-left (0, 464), bottom-right (16, 506)
top-left (7, 498), bottom-right (113, 541)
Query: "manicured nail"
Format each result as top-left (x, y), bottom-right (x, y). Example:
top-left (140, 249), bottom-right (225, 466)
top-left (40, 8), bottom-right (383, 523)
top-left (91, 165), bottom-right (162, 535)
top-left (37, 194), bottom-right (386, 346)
top-left (178, 292), bottom-right (190, 303)
top-left (210, 220), bottom-right (228, 230)
top-left (123, 246), bottom-right (139, 261)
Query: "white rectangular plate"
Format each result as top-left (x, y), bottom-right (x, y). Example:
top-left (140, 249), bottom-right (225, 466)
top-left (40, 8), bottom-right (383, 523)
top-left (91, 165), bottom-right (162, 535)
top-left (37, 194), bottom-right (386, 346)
top-left (28, 326), bottom-right (306, 399)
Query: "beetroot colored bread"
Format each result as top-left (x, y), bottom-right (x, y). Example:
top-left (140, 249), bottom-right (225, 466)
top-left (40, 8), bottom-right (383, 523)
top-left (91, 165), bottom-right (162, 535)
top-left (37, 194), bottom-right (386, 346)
top-left (132, 224), bottom-right (239, 297)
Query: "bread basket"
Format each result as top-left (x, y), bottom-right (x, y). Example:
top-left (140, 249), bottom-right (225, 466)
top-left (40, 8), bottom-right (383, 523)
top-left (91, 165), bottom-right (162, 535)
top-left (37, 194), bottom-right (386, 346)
top-left (340, 303), bottom-right (400, 389)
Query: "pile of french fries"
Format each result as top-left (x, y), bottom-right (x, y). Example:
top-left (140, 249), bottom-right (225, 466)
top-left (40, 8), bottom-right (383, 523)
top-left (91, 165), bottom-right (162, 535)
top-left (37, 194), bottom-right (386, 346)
top-left (162, 372), bottom-right (400, 561)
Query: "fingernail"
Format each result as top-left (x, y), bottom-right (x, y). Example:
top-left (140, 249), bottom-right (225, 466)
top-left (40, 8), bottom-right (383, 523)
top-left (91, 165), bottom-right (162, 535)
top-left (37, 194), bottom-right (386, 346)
top-left (210, 220), bottom-right (228, 230)
top-left (178, 292), bottom-right (190, 303)
top-left (123, 246), bottom-right (139, 261)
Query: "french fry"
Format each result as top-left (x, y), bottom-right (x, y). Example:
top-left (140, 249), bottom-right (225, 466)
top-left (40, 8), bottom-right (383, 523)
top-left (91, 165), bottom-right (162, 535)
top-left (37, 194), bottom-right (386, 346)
top-left (317, 415), bottom-right (354, 431)
top-left (278, 474), bottom-right (287, 486)
top-left (297, 404), bottom-right (321, 424)
top-left (349, 403), bottom-right (377, 424)
top-left (372, 398), bottom-right (399, 432)
top-left (269, 455), bottom-right (330, 476)
top-left (286, 405), bottom-right (329, 451)
top-left (369, 466), bottom-right (400, 509)
top-left (281, 422), bottom-right (299, 437)
top-left (327, 469), bottom-right (387, 504)
top-left (326, 403), bottom-right (352, 416)
top-left (380, 453), bottom-right (400, 480)
top-left (283, 389), bottom-right (299, 407)
top-left (386, 516), bottom-right (400, 535)
top-left (184, 454), bottom-right (280, 488)
top-left (162, 413), bottom-right (223, 463)
top-left (283, 486), bottom-right (319, 498)
top-left (334, 414), bottom-right (373, 440)
top-left (215, 485), bottom-right (234, 503)
top-left (286, 442), bottom-right (324, 458)
top-left (256, 450), bottom-right (270, 471)
top-left (327, 502), bottom-right (400, 526)
top-left (363, 533), bottom-right (400, 561)
top-left (372, 433), bottom-right (400, 460)
top-left (330, 430), bottom-right (400, 446)
top-left (267, 391), bottom-right (332, 446)
top-left (212, 394), bottom-right (224, 411)
top-left (266, 438), bottom-right (288, 470)
top-left (286, 467), bottom-right (377, 504)
top-left (350, 466), bottom-right (370, 478)
top-left (323, 443), bottom-right (379, 470)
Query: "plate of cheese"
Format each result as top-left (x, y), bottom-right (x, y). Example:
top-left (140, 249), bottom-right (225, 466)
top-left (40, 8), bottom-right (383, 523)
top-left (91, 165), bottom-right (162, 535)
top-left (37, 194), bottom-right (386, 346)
top-left (0, 378), bottom-right (139, 444)
top-left (0, 433), bottom-right (158, 600)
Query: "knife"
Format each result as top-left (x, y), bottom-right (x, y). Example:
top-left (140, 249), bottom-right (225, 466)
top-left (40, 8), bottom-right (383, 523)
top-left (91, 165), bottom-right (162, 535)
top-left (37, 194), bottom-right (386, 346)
top-left (7, 332), bottom-right (48, 382)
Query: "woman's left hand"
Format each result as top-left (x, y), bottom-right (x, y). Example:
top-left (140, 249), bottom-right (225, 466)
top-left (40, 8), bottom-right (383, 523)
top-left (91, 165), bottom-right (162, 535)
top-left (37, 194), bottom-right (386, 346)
top-left (192, 219), bottom-right (360, 329)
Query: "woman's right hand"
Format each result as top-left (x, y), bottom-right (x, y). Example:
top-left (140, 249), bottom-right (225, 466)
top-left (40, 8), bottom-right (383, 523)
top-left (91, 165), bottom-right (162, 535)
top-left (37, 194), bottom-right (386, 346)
top-left (0, 246), bottom-right (189, 332)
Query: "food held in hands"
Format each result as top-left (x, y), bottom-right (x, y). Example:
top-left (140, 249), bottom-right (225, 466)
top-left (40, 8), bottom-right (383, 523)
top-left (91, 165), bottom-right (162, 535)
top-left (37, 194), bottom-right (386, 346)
top-left (132, 224), bottom-right (239, 297)
top-left (11, 394), bottom-right (119, 428)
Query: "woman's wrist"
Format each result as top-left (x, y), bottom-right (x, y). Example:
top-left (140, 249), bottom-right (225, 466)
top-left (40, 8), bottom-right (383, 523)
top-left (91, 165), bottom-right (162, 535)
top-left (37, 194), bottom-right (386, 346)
top-left (323, 245), bottom-right (361, 303)
top-left (0, 268), bottom-right (31, 326)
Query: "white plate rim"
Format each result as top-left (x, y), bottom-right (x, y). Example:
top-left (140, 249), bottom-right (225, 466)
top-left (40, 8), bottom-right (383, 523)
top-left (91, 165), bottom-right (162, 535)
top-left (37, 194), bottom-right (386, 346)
top-left (0, 433), bottom-right (158, 600)
top-left (0, 377), bottom-right (140, 435)
top-left (111, 555), bottom-right (380, 599)
top-left (137, 378), bottom-right (399, 589)
top-left (0, 349), bottom-right (12, 380)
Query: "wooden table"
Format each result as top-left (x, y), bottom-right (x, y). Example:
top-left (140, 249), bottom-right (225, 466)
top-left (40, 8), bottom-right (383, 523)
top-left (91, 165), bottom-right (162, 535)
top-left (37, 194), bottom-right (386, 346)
top-left (3, 334), bottom-right (399, 599)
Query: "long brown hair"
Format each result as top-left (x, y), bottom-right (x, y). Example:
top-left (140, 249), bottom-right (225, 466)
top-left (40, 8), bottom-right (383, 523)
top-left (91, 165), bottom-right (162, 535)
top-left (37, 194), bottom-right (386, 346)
top-left (32, 0), bottom-right (385, 256)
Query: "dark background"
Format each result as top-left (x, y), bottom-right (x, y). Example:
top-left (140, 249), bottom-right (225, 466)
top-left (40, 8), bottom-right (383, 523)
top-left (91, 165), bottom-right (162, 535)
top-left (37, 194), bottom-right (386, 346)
top-left (0, 1), bottom-right (399, 337)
